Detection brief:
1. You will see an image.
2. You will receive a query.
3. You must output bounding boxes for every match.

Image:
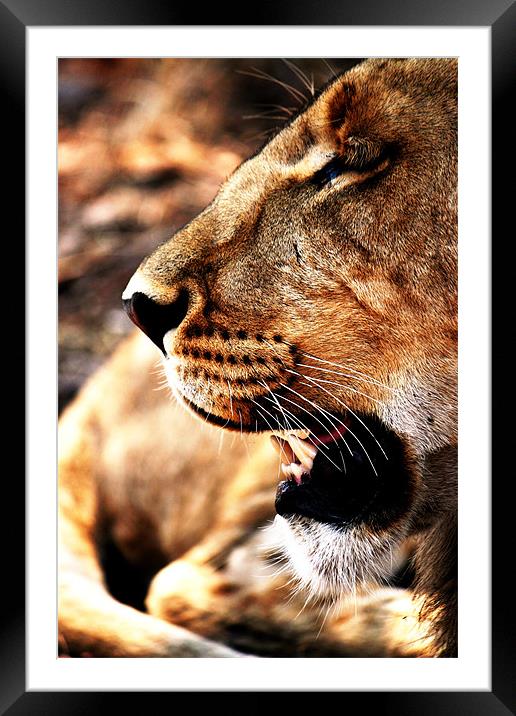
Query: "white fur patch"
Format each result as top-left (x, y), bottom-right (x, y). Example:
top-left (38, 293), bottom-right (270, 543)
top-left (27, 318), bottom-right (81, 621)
top-left (269, 515), bottom-right (407, 603)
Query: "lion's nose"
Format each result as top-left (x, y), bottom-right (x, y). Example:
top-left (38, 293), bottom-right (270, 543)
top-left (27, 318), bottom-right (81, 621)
top-left (122, 289), bottom-right (189, 354)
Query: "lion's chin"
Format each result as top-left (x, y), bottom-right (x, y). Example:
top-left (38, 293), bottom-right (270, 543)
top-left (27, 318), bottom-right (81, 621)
top-left (270, 515), bottom-right (408, 602)
top-left (266, 415), bottom-right (418, 602)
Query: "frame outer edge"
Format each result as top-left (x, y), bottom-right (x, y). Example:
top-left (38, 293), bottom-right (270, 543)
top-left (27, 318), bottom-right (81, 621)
top-left (0, 0), bottom-right (515, 26)
top-left (492, 2), bottom-right (516, 714)
top-left (9, 0), bottom-right (513, 710)
top-left (0, 3), bottom-right (26, 715)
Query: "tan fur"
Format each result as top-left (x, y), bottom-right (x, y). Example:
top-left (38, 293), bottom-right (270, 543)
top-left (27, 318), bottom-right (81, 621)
top-left (59, 59), bottom-right (457, 657)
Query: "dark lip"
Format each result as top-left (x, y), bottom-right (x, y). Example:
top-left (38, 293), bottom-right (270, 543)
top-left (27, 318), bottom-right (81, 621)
top-left (181, 395), bottom-right (247, 431)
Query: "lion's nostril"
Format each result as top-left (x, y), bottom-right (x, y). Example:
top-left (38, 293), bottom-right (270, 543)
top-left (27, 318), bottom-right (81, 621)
top-left (122, 289), bottom-right (189, 354)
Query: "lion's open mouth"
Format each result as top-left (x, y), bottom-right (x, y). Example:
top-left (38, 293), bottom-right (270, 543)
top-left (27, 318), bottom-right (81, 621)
top-left (270, 413), bottom-right (413, 529)
top-left (180, 389), bottom-right (413, 531)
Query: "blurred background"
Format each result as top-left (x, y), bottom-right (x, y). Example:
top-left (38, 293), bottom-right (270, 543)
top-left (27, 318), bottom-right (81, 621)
top-left (58, 58), bottom-right (362, 412)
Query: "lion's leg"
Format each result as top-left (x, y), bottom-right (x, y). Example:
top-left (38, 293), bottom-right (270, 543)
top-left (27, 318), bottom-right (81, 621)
top-left (58, 404), bottom-right (244, 658)
top-left (144, 448), bottom-right (285, 651)
top-left (59, 502), bottom-right (244, 657)
top-left (59, 563), bottom-right (242, 657)
top-left (146, 531), bottom-right (430, 657)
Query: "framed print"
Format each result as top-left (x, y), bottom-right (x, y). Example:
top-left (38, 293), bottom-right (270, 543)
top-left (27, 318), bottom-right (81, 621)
top-left (9, 0), bottom-right (512, 711)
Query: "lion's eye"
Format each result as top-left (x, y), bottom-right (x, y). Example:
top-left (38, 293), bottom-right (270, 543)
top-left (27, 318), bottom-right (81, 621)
top-left (313, 141), bottom-right (388, 189)
top-left (313, 157), bottom-right (347, 188)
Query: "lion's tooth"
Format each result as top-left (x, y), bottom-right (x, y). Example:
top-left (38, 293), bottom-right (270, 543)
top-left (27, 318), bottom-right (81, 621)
top-left (292, 429), bottom-right (310, 440)
top-left (280, 463), bottom-right (295, 482)
top-left (270, 435), bottom-right (295, 465)
top-left (285, 435), bottom-right (317, 470)
top-left (281, 462), bottom-right (307, 485)
top-left (290, 463), bottom-right (307, 484)
top-left (292, 435), bottom-right (318, 460)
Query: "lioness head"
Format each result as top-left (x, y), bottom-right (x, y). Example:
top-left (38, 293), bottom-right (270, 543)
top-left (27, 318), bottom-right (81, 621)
top-left (123, 58), bottom-right (457, 628)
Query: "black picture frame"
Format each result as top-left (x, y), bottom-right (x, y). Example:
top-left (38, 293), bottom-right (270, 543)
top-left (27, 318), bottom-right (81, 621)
top-left (8, 0), bottom-right (512, 712)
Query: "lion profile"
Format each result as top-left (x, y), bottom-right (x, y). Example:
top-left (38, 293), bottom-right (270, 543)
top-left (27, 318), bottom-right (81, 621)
top-left (59, 58), bottom-right (457, 658)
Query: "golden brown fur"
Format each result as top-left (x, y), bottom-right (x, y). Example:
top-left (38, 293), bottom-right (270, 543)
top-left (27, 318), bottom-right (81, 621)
top-left (59, 58), bottom-right (457, 657)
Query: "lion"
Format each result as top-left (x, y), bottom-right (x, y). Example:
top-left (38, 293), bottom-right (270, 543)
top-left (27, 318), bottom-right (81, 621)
top-left (58, 58), bottom-right (457, 658)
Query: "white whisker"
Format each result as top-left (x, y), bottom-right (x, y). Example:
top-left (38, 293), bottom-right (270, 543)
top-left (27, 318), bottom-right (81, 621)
top-left (250, 399), bottom-right (282, 432)
top-left (296, 379), bottom-right (379, 476)
top-left (255, 393), bottom-right (344, 473)
top-left (261, 397), bottom-right (344, 472)
top-left (278, 377), bottom-right (353, 457)
top-left (287, 369), bottom-right (387, 407)
top-left (321, 58), bottom-right (339, 80)
top-left (261, 395), bottom-right (330, 452)
top-left (283, 59), bottom-right (315, 97)
top-left (238, 67), bottom-right (307, 105)
top-left (295, 362), bottom-right (397, 393)
top-left (226, 379), bottom-right (234, 418)
top-left (277, 367), bottom-right (379, 474)
top-left (217, 430), bottom-right (225, 456)
top-left (299, 374), bottom-right (388, 461)
top-left (277, 384), bottom-right (347, 473)
top-left (299, 351), bottom-right (397, 392)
